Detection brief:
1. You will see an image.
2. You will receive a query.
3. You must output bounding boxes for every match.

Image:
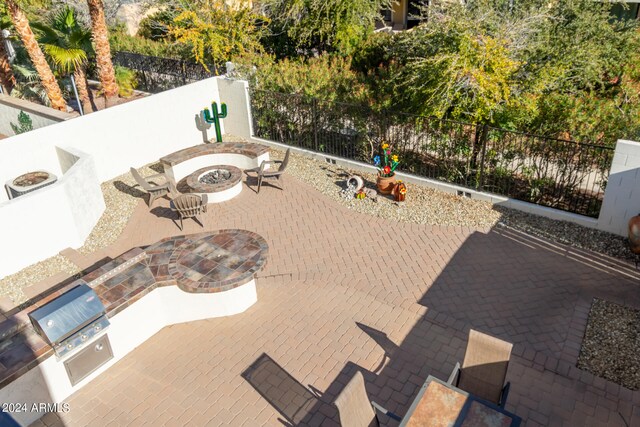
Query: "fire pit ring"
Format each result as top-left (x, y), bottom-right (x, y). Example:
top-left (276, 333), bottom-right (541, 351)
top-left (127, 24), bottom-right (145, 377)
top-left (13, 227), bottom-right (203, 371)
top-left (185, 165), bottom-right (243, 203)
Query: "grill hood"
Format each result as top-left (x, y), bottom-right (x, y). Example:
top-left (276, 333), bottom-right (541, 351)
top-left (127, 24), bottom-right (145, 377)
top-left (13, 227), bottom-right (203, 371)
top-left (29, 283), bottom-right (105, 345)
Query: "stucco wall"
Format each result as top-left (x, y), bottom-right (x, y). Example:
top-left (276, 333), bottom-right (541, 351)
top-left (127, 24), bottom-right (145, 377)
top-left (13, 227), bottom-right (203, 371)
top-left (597, 139), bottom-right (640, 237)
top-left (0, 77), bottom-right (223, 203)
top-left (0, 147), bottom-right (105, 278)
top-left (0, 94), bottom-right (74, 137)
top-left (0, 77), bottom-right (224, 278)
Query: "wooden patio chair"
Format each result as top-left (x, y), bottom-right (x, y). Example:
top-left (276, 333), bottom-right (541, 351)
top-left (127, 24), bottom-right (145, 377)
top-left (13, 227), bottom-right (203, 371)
top-left (448, 329), bottom-right (513, 408)
top-left (333, 371), bottom-right (401, 427)
top-left (244, 148), bottom-right (290, 193)
top-left (130, 167), bottom-right (175, 207)
top-left (169, 193), bottom-right (208, 230)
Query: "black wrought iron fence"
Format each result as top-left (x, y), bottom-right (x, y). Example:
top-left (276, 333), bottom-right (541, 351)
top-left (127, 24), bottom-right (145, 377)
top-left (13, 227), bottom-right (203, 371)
top-left (111, 51), bottom-right (219, 93)
top-left (250, 89), bottom-right (614, 218)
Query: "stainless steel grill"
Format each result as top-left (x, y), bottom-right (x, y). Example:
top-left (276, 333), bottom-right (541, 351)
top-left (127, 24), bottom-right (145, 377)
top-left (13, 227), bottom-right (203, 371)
top-left (29, 283), bottom-right (114, 385)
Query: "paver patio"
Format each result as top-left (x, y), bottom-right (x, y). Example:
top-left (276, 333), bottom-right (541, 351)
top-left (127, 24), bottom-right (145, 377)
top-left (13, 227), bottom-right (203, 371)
top-left (32, 172), bottom-right (640, 426)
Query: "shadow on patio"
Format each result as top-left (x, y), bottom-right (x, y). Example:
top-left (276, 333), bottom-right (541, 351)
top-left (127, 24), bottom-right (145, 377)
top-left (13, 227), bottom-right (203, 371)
top-left (244, 224), bottom-right (640, 426)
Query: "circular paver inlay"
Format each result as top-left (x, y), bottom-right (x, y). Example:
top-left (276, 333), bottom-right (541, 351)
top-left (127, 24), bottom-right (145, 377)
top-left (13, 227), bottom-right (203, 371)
top-left (167, 229), bottom-right (269, 293)
top-left (186, 165), bottom-right (242, 194)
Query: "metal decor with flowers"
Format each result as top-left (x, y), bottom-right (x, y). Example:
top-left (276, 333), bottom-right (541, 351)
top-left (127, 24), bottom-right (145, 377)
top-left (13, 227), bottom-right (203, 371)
top-left (374, 142), bottom-right (400, 194)
top-left (374, 142), bottom-right (400, 177)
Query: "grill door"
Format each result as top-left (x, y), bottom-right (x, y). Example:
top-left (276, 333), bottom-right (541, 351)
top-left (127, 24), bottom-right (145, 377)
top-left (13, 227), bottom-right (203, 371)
top-left (64, 335), bottom-right (113, 386)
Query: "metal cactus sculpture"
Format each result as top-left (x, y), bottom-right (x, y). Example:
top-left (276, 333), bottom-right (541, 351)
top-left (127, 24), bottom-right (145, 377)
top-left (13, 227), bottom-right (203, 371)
top-left (202, 101), bottom-right (227, 142)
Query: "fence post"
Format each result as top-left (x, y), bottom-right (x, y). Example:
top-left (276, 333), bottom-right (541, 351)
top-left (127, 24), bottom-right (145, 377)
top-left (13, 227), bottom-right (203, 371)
top-left (477, 124), bottom-right (489, 190)
top-left (312, 97), bottom-right (319, 152)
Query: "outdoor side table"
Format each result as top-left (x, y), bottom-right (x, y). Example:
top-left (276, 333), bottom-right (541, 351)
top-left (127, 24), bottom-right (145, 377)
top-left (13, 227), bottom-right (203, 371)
top-left (400, 375), bottom-right (522, 427)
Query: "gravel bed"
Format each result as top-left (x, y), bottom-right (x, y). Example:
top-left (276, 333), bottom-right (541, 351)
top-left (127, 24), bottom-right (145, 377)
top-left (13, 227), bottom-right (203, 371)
top-left (577, 298), bottom-right (640, 390)
top-left (270, 147), bottom-right (636, 263)
top-left (0, 255), bottom-right (80, 305)
top-left (78, 163), bottom-right (164, 254)
top-left (275, 149), bottom-right (502, 228)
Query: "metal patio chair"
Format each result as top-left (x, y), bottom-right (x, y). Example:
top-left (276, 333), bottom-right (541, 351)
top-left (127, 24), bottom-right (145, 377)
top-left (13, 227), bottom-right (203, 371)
top-left (334, 371), bottom-right (401, 427)
top-left (448, 329), bottom-right (513, 408)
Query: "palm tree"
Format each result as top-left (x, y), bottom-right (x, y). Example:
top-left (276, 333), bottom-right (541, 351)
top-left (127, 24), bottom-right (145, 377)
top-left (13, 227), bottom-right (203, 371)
top-left (4, 0), bottom-right (66, 110)
top-left (0, 11), bottom-right (17, 94)
top-left (85, 0), bottom-right (118, 100)
top-left (0, 34), bottom-right (17, 94)
top-left (33, 7), bottom-right (94, 113)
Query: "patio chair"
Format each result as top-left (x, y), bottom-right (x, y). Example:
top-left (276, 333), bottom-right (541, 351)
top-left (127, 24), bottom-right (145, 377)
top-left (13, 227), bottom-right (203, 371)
top-left (130, 167), bottom-right (175, 207)
top-left (448, 329), bottom-right (513, 408)
top-left (244, 148), bottom-right (290, 193)
top-left (333, 371), bottom-right (401, 427)
top-left (169, 193), bottom-right (208, 230)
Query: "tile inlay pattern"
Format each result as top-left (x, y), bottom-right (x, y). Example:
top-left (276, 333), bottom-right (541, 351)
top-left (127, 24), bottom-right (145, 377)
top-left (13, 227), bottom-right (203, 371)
top-left (161, 229), bottom-right (268, 293)
top-left (185, 165), bottom-right (242, 194)
top-left (0, 229), bottom-right (268, 388)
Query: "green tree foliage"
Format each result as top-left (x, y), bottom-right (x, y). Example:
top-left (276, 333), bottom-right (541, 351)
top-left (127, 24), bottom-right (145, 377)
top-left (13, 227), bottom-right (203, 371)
top-left (109, 25), bottom-right (188, 58)
top-left (362, 0), bottom-right (640, 144)
top-left (168, 0), bottom-right (265, 73)
top-left (234, 53), bottom-right (365, 103)
top-left (137, 8), bottom-right (176, 41)
top-left (114, 65), bottom-right (137, 97)
top-left (10, 110), bottom-right (33, 134)
top-left (31, 6), bottom-right (92, 75)
top-left (260, 0), bottom-right (391, 56)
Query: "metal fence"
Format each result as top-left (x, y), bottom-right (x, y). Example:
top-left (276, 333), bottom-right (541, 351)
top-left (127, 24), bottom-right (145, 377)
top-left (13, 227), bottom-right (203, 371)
top-left (112, 51), bottom-right (219, 93)
top-left (250, 89), bottom-right (614, 217)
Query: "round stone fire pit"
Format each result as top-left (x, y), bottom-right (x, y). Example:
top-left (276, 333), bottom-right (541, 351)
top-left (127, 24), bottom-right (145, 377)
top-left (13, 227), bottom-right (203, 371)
top-left (185, 165), bottom-right (242, 203)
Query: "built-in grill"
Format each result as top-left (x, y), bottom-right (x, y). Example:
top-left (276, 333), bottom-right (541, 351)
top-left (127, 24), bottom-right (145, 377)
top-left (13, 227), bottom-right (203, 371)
top-left (29, 283), bottom-right (113, 385)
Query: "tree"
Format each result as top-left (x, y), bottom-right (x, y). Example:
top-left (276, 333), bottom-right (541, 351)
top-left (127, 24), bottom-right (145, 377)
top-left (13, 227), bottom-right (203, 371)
top-left (370, 0), bottom-right (640, 143)
top-left (0, 6), bottom-right (17, 93)
top-left (388, 2), bottom-right (533, 124)
top-left (86, 0), bottom-right (118, 99)
top-left (168, 0), bottom-right (265, 73)
top-left (4, 0), bottom-right (67, 110)
top-left (33, 6), bottom-right (94, 113)
top-left (260, 0), bottom-right (391, 56)
top-left (0, 37), bottom-right (16, 93)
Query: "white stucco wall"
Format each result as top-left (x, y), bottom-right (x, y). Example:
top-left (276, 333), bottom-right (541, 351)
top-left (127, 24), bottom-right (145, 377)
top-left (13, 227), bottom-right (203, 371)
top-left (0, 77), bottom-right (225, 278)
top-left (597, 139), bottom-right (640, 237)
top-left (0, 94), bottom-right (74, 137)
top-left (0, 77), bottom-right (223, 203)
top-left (217, 78), bottom-right (253, 140)
top-left (0, 147), bottom-right (105, 278)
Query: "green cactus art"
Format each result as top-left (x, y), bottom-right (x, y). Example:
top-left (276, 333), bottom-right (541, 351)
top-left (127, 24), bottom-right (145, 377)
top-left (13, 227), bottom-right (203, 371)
top-left (202, 101), bottom-right (227, 143)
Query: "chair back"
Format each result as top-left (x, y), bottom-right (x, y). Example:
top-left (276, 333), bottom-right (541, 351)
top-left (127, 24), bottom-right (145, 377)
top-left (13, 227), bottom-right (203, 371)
top-left (172, 194), bottom-right (206, 217)
top-left (334, 371), bottom-right (378, 427)
top-left (459, 329), bottom-right (513, 405)
top-left (278, 149), bottom-right (291, 172)
top-left (130, 167), bottom-right (152, 191)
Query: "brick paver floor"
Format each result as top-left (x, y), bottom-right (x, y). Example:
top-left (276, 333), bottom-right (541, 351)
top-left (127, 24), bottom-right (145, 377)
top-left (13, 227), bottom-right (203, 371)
top-left (33, 173), bottom-right (640, 426)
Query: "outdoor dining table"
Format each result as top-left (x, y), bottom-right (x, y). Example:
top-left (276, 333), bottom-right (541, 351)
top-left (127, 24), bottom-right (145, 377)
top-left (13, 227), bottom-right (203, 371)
top-left (399, 375), bottom-right (522, 427)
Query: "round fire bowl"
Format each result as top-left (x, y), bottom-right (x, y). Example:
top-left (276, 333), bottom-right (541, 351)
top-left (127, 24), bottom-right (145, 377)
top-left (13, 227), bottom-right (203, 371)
top-left (185, 165), bottom-right (242, 203)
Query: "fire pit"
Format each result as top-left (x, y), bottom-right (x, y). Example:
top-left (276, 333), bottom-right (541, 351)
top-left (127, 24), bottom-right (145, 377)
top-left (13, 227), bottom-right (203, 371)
top-left (185, 165), bottom-right (243, 203)
top-left (200, 168), bottom-right (232, 185)
top-left (5, 170), bottom-right (58, 199)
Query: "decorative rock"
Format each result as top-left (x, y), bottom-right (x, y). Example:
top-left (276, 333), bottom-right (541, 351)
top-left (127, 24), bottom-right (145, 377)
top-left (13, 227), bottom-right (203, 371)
top-left (347, 175), bottom-right (364, 192)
